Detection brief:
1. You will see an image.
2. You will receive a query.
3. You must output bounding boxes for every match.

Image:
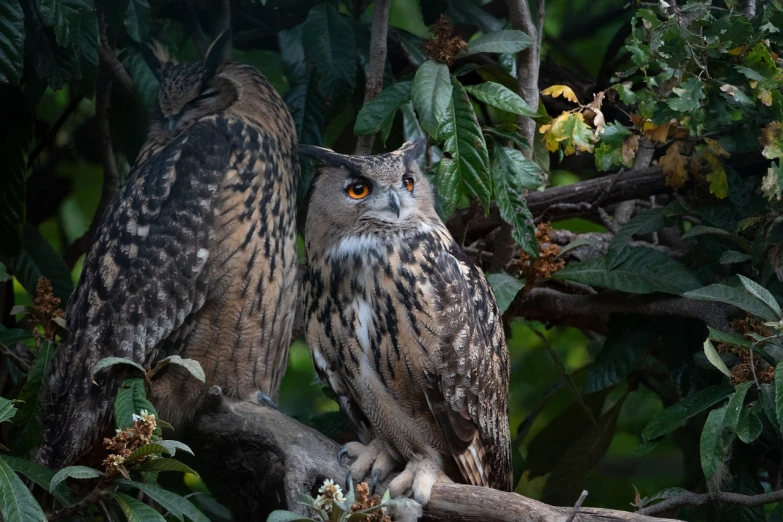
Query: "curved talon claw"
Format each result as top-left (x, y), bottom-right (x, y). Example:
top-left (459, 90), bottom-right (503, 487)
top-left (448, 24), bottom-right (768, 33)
top-left (370, 470), bottom-right (380, 496)
top-left (254, 391), bottom-right (277, 409)
top-left (344, 471), bottom-right (353, 492)
top-left (337, 447), bottom-right (349, 465)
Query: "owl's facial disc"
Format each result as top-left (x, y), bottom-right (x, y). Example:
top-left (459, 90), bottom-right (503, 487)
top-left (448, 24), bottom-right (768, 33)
top-left (348, 178), bottom-right (412, 222)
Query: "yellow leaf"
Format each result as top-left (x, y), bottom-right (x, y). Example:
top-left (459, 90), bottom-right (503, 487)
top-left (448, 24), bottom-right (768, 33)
top-left (703, 151), bottom-right (728, 199)
top-left (643, 120), bottom-right (671, 143)
top-left (762, 121), bottom-right (783, 159)
top-left (541, 85), bottom-right (579, 104)
top-left (759, 88), bottom-right (773, 106)
top-left (703, 137), bottom-right (730, 159)
top-left (622, 134), bottom-right (640, 165)
top-left (660, 143), bottom-right (688, 189)
top-left (728, 46), bottom-right (745, 56)
top-left (750, 80), bottom-right (759, 89)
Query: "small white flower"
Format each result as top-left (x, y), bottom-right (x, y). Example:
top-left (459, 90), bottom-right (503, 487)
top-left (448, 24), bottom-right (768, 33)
top-left (131, 413), bottom-right (141, 422)
top-left (318, 479), bottom-right (336, 494)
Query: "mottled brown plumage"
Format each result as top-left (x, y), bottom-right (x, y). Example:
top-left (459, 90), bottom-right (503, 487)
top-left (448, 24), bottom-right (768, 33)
top-left (300, 141), bottom-right (512, 505)
top-left (35, 31), bottom-right (299, 469)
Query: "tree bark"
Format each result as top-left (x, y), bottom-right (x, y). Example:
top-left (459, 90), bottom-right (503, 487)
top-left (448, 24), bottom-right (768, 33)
top-left (355, 0), bottom-right (391, 155)
top-left (185, 387), bottom-right (684, 522)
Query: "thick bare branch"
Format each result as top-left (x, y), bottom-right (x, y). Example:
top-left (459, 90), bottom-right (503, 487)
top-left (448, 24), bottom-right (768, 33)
top-left (640, 488), bottom-right (783, 517)
top-left (94, 0), bottom-right (135, 96)
top-left (506, 286), bottom-right (735, 335)
top-left (185, 387), bottom-right (683, 522)
top-left (505, 0), bottom-right (543, 158)
top-left (355, 0), bottom-right (391, 155)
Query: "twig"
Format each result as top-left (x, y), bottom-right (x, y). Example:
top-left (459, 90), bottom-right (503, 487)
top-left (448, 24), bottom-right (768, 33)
top-left (62, 24), bottom-right (120, 270)
top-left (94, 0), bottom-right (135, 96)
top-left (505, 0), bottom-right (543, 158)
top-left (0, 343), bottom-right (30, 373)
top-left (27, 95), bottom-right (84, 167)
top-left (355, 0), bottom-right (391, 155)
top-left (640, 488), bottom-right (783, 517)
top-left (48, 483), bottom-right (107, 520)
top-left (566, 490), bottom-right (589, 522)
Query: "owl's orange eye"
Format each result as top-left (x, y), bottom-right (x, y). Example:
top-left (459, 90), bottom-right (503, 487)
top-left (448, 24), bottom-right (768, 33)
top-left (346, 181), bottom-right (370, 199)
top-left (403, 176), bottom-right (415, 192)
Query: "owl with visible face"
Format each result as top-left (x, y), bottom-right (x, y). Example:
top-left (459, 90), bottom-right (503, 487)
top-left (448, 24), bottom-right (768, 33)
top-left (300, 140), bottom-right (512, 504)
top-left (35, 30), bottom-right (300, 470)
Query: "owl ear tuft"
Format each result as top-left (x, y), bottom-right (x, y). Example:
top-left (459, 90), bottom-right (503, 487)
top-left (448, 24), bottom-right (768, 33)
top-left (204, 29), bottom-right (232, 80)
top-left (142, 39), bottom-right (174, 81)
top-left (297, 145), bottom-right (363, 177)
top-left (399, 138), bottom-right (427, 165)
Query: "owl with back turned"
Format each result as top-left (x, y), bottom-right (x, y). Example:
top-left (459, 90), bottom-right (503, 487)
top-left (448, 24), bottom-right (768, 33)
top-left (300, 140), bottom-right (512, 504)
top-left (35, 30), bottom-right (299, 469)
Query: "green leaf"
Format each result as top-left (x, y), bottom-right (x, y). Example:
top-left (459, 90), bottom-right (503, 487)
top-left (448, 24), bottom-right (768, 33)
top-left (610, 83), bottom-right (637, 105)
top-left (156, 440), bottom-right (194, 457)
top-left (461, 29), bottom-right (533, 56)
top-left (641, 385), bottom-right (733, 441)
top-left (411, 60), bottom-right (452, 139)
top-left (483, 124), bottom-right (531, 153)
top-left (776, 360), bottom-right (783, 432)
top-left (464, 82), bottom-right (536, 117)
top-left (437, 77), bottom-right (492, 213)
top-left (491, 146), bottom-right (540, 257)
top-left (668, 76), bottom-right (705, 112)
top-left (700, 382), bottom-right (753, 481)
top-left (594, 123), bottom-right (634, 171)
top-left (737, 406), bottom-right (762, 444)
top-left (584, 316), bottom-right (658, 394)
top-left (160, 356), bottom-right (205, 383)
top-left (354, 81), bottom-right (412, 140)
top-left (38, 0), bottom-right (70, 46)
top-left (125, 443), bottom-right (172, 464)
top-left (639, 487), bottom-right (690, 509)
top-left (700, 405), bottom-right (729, 481)
top-left (0, 86), bottom-right (33, 257)
top-left (607, 208), bottom-right (666, 266)
top-left (92, 356), bottom-right (146, 378)
top-left (554, 247), bottom-right (701, 295)
top-left (0, 458), bottom-right (47, 522)
top-left (737, 274), bottom-right (782, 318)
top-left (123, 0), bottom-right (150, 43)
top-left (0, 455), bottom-right (72, 506)
top-left (761, 383), bottom-right (778, 433)
top-left (266, 510), bottom-right (315, 522)
top-left (115, 377), bottom-right (157, 430)
top-left (0, 262), bottom-right (9, 282)
top-left (684, 284), bottom-right (780, 322)
top-left (0, 0), bottom-right (25, 84)
top-left (8, 341), bottom-right (55, 454)
top-left (134, 458), bottom-right (199, 476)
top-left (0, 327), bottom-right (34, 347)
top-left (703, 339), bottom-right (732, 377)
top-left (719, 251), bottom-right (752, 264)
top-left (49, 466), bottom-right (101, 492)
top-left (302, 3), bottom-right (356, 100)
top-left (124, 51), bottom-right (159, 113)
top-left (12, 223), bottom-right (74, 302)
top-left (540, 395), bottom-right (625, 506)
top-left (0, 397), bottom-right (17, 424)
top-left (111, 492), bottom-right (167, 522)
top-left (116, 480), bottom-right (210, 522)
top-left (485, 273), bottom-right (524, 314)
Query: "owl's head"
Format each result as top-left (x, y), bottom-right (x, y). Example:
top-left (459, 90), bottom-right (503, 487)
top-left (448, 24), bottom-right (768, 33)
top-left (299, 140), bottom-right (436, 244)
top-left (142, 30), bottom-right (236, 133)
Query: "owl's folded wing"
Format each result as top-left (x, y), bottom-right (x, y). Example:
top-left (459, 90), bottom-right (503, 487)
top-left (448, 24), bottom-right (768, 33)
top-left (422, 243), bottom-right (513, 491)
top-left (36, 119), bottom-right (233, 469)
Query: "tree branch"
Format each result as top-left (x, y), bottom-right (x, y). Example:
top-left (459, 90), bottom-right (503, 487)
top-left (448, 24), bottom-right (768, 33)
top-left (506, 286), bottom-right (735, 335)
top-left (27, 95), bottom-right (84, 168)
top-left (185, 387), bottom-right (684, 522)
top-left (94, 0), bottom-right (135, 97)
top-left (746, 0), bottom-right (757, 18)
top-left (62, 10), bottom-right (120, 270)
top-left (640, 488), bottom-right (783, 517)
top-left (504, 0), bottom-right (543, 158)
top-left (186, 0), bottom-right (209, 58)
top-left (355, 0), bottom-right (391, 155)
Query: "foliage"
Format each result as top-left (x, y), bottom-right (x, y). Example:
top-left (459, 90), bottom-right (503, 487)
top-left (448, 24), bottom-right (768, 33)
top-left (3, 0), bottom-right (783, 521)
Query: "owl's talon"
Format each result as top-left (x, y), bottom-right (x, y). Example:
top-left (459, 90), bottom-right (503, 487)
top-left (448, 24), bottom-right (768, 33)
top-left (370, 470), bottom-right (380, 495)
top-left (337, 446), bottom-right (350, 465)
top-left (252, 391), bottom-right (277, 409)
top-left (344, 471), bottom-right (353, 492)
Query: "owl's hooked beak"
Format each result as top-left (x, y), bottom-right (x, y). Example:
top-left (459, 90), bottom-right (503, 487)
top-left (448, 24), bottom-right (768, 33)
top-left (168, 116), bottom-right (179, 132)
top-left (388, 190), bottom-right (401, 218)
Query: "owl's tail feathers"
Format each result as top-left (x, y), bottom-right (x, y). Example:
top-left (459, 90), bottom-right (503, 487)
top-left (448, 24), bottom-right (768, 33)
top-left (453, 435), bottom-right (490, 488)
top-left (34, 368), bottom-right (119, 471)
